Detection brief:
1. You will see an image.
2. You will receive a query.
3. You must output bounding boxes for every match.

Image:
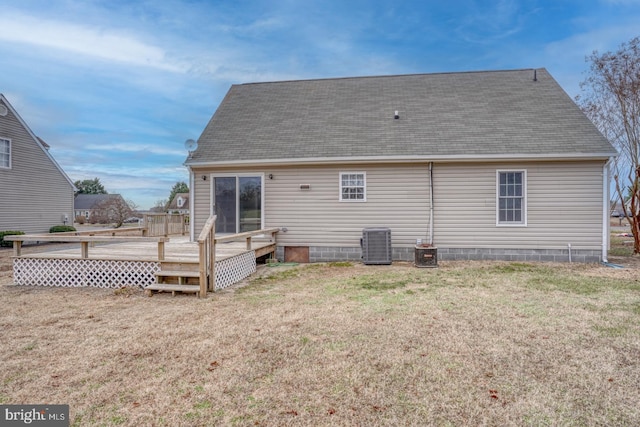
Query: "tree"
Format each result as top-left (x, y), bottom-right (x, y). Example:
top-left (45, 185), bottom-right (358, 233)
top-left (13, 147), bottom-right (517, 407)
top-left (89, 195), bottom-right (134, 228)
top-left (74, 178), bottom-right (107, 195)
top-left (167, 181), bottom-right (189, 208)
top-left (577, 36), bottom-right (640, 254)
top-left (89, 194), bottom-right (135, 228)
top-left (151, 199), bottom-right (168, 213)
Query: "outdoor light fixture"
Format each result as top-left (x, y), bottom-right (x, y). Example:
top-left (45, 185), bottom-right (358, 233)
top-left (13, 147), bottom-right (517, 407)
top-left (268, 174), bottom-right (273, 179)
top-left (202, 175), bottom-right (207, 181)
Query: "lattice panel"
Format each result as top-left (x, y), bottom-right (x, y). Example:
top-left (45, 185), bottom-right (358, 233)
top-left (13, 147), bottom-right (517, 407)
top-left (215, 251), bottom-right (256, 290)
top-left (13, 258), bottom-right (159, 289)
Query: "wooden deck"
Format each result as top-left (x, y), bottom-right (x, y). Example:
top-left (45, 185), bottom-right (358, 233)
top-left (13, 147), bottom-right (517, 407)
top-left (9, 232), bottom-right (277, 294)
top-left (16, 236), bottom-right (274, 263)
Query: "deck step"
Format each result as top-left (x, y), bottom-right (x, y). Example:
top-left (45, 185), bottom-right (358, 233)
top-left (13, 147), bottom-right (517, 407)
top-left (145, 283), bottom-right (200, 296)
top-left (155, 270), bottom-right (200, 278)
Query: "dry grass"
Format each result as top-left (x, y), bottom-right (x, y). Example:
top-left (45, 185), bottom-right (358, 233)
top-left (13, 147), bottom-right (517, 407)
top-left (1, 258), bottom-right (639, 426)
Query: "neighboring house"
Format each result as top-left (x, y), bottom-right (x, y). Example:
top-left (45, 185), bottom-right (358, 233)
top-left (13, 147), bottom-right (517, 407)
top-left (167, 192), bottom-right (190, 215)
top-left (74, 194), bottom-right (127, 222)
top-left (0, 94), bottom-right (75, 233)
top-left (185, 69), bottom-right (618, 263)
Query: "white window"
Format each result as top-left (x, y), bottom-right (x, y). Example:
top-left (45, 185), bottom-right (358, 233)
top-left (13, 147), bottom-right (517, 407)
top-left (340, 172), bottom-right (366, 201)
top-left (497, 170), bottom-right (526, 226)
top-left (0, 138), bottom-right (10, 169)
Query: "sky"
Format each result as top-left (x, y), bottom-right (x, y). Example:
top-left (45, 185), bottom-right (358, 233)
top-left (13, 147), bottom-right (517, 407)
top-left (1, 0), bottom-right (638, 210)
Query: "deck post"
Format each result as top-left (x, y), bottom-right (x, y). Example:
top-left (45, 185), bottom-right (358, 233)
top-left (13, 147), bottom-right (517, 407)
top-left (209, 227), bottom-right (216, 292)
top-left (157, 241), bottom-right (165, 261)
top-left (198, 241), bottom-right (207, 297)
top-left (246, 236), bottom-right (252, 250)
top-left (13, 240), bottom-right (22, 257)
top-left (197, 215), bottom-right (217, 298)
top-left (81, 242), bottom-right (89, 258)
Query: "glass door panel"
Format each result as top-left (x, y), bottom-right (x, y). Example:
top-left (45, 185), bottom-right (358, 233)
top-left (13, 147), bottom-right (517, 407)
top-left (214, 177), bottom-right (237, 233)
top-left (213, 175), bottom-right (262, 234)
top-left (239, 176), bottom-right (261, 232)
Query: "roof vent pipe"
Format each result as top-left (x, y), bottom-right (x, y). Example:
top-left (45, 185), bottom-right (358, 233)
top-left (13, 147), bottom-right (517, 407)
top-left (394, 111), bottom-right (399, 119)
top-left (533, 69), bottom-right (537, 82)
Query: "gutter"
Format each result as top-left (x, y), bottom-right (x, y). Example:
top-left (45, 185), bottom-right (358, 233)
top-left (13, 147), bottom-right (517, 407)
top-left (185, 152), bottom-right (617, 169)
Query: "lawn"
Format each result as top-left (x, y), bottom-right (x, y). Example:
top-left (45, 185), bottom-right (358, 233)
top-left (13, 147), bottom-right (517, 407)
top-left (1, 259), bottom-right (639, 426)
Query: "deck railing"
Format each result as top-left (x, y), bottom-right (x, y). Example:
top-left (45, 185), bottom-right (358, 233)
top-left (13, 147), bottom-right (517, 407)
top-left (197, 215), bottom-right (217, 298)
top-left (197, 216), bottom-right (280, 297)
top-left (5, 234), bottom-right (169, 259)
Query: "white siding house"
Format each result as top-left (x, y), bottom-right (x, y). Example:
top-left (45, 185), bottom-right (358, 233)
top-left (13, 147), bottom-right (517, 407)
top-left (185, 69), bottom-right (617, 263)
top-left (167, 192), bottom-right (190, 215)
top-left (0, 94), bottom-right (75, 233)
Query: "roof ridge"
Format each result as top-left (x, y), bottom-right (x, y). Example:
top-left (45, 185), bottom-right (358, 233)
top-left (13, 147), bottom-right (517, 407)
top-left (237, 68), bottom-right (544, 86)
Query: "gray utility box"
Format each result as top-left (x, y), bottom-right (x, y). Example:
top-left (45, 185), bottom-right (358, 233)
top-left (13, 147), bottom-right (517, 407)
top-left (415, 245), bottom-right (438, 268)
top-left (361, 228), bottom-right (392, 265)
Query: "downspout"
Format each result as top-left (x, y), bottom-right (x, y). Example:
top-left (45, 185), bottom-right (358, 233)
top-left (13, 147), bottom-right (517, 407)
top-left (602, 157), bottom-right (613, 263)
top-left (429, 162), bottom-right (434, 245)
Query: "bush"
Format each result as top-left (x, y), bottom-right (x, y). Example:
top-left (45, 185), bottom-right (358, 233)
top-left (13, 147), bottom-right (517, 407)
top-left (49, 225), bottom-right (77, 233)
top-left (75, 215), bottom-right (86, 224)
top-left (0, 231), bottom-right (25, 247)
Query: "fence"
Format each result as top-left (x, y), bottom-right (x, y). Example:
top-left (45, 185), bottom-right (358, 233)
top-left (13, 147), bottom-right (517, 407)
top-left (143, 213), bottom-right (188, 237)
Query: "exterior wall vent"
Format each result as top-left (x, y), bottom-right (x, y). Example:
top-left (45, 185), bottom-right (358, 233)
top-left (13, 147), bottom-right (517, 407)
top-left (361, 227), bottom-right (392, 265)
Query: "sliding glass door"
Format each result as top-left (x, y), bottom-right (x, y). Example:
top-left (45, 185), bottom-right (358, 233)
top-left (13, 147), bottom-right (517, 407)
top-left (213, 175), bottom-right (262, 234)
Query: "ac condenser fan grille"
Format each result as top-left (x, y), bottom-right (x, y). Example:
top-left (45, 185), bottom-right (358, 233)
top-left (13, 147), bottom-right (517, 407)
top-left (361, 228), bottom-right (392, 265)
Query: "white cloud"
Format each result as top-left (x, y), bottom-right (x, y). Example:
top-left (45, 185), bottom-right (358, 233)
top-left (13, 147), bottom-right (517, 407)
top-left (454, 0), bottom-right (525, 44)
top-left (84, 142), bottom-right (186, 157)
top-left (0, 11), bottom-right (188, 73)
top-left (541, 22), bottom-right (640, 97)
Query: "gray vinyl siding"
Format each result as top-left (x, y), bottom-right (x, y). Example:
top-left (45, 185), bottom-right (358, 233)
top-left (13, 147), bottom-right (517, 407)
top-left (433, 161), bottom-right (605, 250)
top-left (193, 170), bottom-right (212, 238)
top-left (191, 160), bottom-right (606, 252)
top-left (192, 164), bottom-right (431, 248)
top-left (0, 102), bottom-right (74, 234)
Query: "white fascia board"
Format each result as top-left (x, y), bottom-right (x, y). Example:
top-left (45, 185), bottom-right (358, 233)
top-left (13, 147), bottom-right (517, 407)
top-left (185, 152), bottom-right (618, 168)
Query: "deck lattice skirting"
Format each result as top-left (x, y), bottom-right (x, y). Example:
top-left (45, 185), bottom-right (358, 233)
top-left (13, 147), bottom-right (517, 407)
top-left (13, 251), bottom-right (258, 290)
top-left (214, 251), bottom-right (257, 290)
top-left (13, 258), bottom-right (160, 288)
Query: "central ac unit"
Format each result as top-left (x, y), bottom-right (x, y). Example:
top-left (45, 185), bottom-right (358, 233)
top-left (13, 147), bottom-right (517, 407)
top-left (361, 228), bottom-right (392, 265)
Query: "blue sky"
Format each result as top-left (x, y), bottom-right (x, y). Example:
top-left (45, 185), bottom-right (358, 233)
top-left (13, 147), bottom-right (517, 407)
top-left (1, 0), bottom-right (638, 209)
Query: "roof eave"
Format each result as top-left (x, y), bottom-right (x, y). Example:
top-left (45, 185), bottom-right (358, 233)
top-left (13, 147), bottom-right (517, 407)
top-left (185, 152), bottom-right (618, 169)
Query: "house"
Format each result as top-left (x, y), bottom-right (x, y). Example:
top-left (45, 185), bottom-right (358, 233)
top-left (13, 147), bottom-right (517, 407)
top-left (167, 192), bottom-right (190, 215)
top-left (74, 193), bottom-right (128, 223)
top-left (184, 69), bottom-right (618, 263)
top-left (0, 94), bottom-right (75, 233)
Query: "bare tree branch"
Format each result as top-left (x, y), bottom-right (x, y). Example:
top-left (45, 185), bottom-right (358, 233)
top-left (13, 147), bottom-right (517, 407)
top-left (578, 36), bottom-right (640, 253)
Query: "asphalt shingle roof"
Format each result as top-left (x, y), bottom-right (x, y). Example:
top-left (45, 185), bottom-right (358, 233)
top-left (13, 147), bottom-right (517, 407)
top-left (74, 194), bottom-right (123, 209)
top-left (187, 68), bottom-right (616, 165)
